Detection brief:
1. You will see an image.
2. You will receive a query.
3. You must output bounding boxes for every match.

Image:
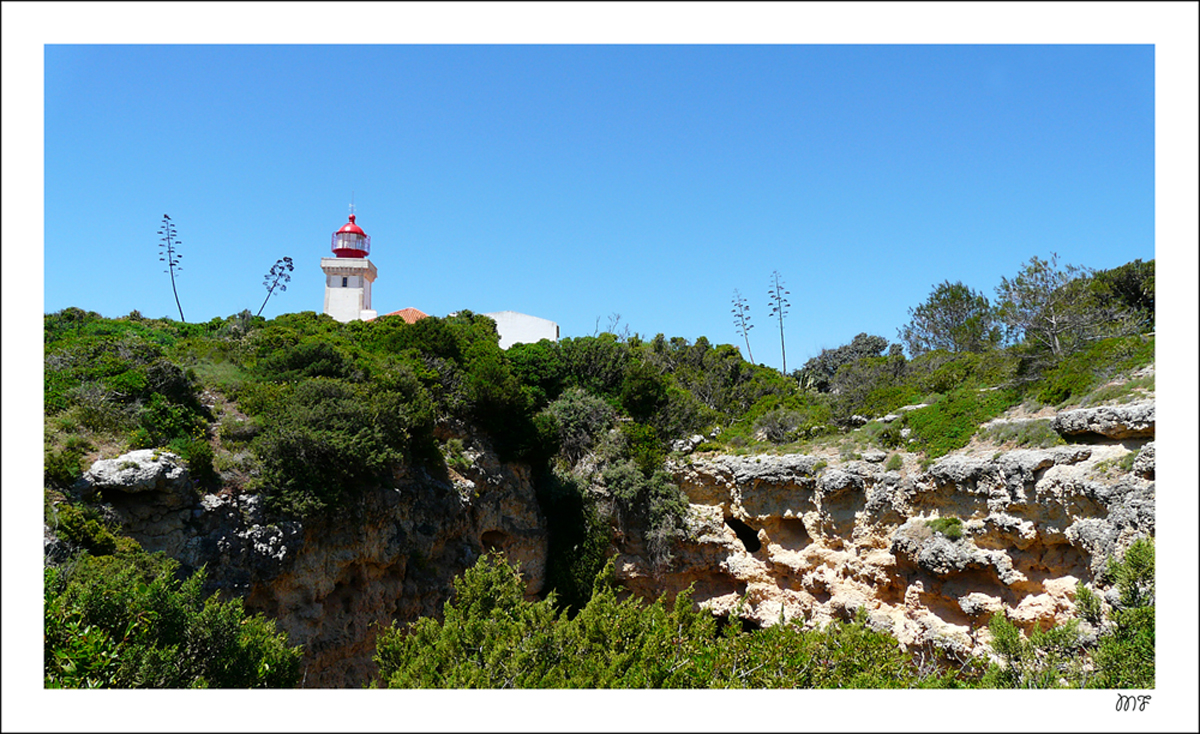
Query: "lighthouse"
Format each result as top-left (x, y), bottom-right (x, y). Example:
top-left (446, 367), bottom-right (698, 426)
top-left (321, 208), bottom-right (378, 322)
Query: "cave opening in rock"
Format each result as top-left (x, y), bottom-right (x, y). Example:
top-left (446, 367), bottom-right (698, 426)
top-left (716, 613), bottom-right (763, 635)
top-left (481, 530), bottom-right (508, 552)
top-left (725, 515), bottom-right (762, 553)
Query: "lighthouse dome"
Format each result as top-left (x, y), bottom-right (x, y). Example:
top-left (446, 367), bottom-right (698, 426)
top-left (331, 213), bottom-right (371, 258)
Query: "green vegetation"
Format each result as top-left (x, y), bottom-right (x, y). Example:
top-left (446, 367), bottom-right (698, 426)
top-left (977, 418), bottom-right (1065, 449)
top-left (374, 553), bottom-right (968, 689)
top-left (981, 539), bottom-right (1154, 689)
top-left (45, 545), bottom-right (301, 688)
top-left (42, 253), bottom-right (1154, 688)
top-left (925, 516), bottom-right (964, 541)
top-left (375, 540), bottom-right (1154, 689)
top-left (899, 280), bottom-right (1001, 357)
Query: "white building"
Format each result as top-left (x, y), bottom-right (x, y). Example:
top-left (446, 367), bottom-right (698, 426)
top-left (321, 211), bottom-right (378, 322)
top-left (484, 311), bottom-right (560, 349)
top-left (318, 210), bottom-right (559, 347)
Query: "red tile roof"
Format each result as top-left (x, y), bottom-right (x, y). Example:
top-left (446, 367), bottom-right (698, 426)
top-left (370, 307), bottom-right (429, 324)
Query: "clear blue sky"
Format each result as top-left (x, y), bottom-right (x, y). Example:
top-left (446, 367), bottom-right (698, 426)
top-left (43, 43), bottom-right (1156, 370)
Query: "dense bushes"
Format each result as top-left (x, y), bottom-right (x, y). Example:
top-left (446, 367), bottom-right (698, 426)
top-left (45, 547), bottom-right (301, 688)
top-left (247, 376), bottom-right (435, 516)
top-left (981, 539), bottom-right (1154, 689)
top-left (374, 553), bottom-right (962, 689)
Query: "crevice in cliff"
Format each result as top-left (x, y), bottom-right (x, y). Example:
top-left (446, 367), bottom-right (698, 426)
top-left (481, 529), bottom-right (507, 552)
top-left (724, 515), bottom-right (762, 553)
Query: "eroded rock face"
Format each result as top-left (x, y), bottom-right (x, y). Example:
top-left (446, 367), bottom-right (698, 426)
top-left (613, 430), bottom-right (1154, 659)
top-left (80, 438), bottom-right (547, 688)
top-left (1051, 401), bottom-right (1155, 439)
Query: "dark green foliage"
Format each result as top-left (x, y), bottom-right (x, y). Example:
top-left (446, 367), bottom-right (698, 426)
top-left (250, 377), bottom-right (434, 517)
top-left (1107, 536), bottom-right (1155, 610)
top-left (1086, 258), bottom-right (1154, 331)
top-left (45, 445), bottom-right (86, 488)
top-left (540, 387), bottom-right (616, 464)
top-left (168, 436), bottom-right (216, 487)
top-left (534, 470), bottom-right (611, 615)
top-left (753, 408), bottom-right (805, 443)
top-left (798, 333), bottom-right (889, 393)
top-left (1074, 582), bottom-right (1103, 626)
top-left (557, 334), bottom-right (633, 400)
top-left (375, 554), bottom-right (958, 689)
top-left (619, 361), bottom-right (669, 422)
top-left (828, 354), bottom-right (916, 424)
top-left (1035, 334), bottom-right (1155, 405)
top-left (925, 516), bottom-right (963, 541)
top-left (899, 280), bottom-right (1001, 357)
top-left (981, 539), bottom-right (1154, 689)
top-left (601, 457), bottom-right (687, 567)
top-left (1092, 606), bottom-right (1154, 688)
top-left (44, 548), bottom-right (301, 688)
top-left (982, 612), bottom-right (1086, 688)
top-left (49, 502), bottom-right (122, 556)
top-left (136, 392), bottom-right (208, 447)
top-left (255, 339), bottom-right (356, 381)
top-left (995, 253), bottom-right (1145, 363)
top-left (506, 339), bottom-right (566, 408)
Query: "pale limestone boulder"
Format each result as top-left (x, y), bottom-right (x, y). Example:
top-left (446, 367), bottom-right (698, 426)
top-left (1133, 441), bottom-right (1155, 478)
top-left (83, 449), bottom-right (189, 494)
top-left (1052, 401), bottom-right (1155, 439)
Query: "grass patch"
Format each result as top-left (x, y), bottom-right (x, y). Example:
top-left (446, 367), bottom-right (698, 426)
top-left (977, 419), bottom-right (1065, 449)
top-left (925, 516), bottom-right (964, 541)
top-left (904, 386), bottom-right (1020, 459)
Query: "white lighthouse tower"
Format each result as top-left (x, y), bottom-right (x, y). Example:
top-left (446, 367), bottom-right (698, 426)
top-left (321, 207), bottom-right (378, 322)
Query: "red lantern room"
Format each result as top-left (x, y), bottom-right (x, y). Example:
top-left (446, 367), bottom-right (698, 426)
top-left (331, 212), bottom-right (371, 258)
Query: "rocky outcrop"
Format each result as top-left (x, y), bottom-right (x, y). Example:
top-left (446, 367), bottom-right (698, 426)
top-left (74, 435), bottom-right (548, 688)
top-left (1051, 401), bottom-right (1155, 440)
top-left (612, 411), bottom-right (1154, 659)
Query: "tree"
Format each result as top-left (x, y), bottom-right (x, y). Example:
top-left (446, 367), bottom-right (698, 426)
top-left (1086, 258), bottom-right (1155, 332)
top-left (157, 214), bottom-right (185, 322)
top-left (798, 333), bottom-right (890, 393)
top-left (767, 271), bottom-right (791, 374)
top-left (995, 253), bottom-right (1135, 360)
top-left (257, 256), bottom-right (295, 316)
top-left (730, 289), bottom-right (754, 364)
top-left (898, 280), bottom-right (1001, 357)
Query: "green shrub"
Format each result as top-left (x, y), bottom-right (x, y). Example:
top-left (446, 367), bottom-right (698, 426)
top-left (45, 446), bottom-right (85, 488)
top-left (136, 392), bottom-right (208, 447)
top-left (981, 612), bottom-right (1086, 688)
top-left (50, 502), bottom-right (120, 556)
top-left (904, 387), bottom-right (1018, 458)
top-left (251, 377), bottom-right (434, 517)
top-left (885, 454), bottom-right (903, 472)
top-left (375, 554), bottom-right (962, 689)
top-left (1034, 335), bottom-right (1154, 406)
top-left (44, 549), bottom-right (301, 688)
top-left (753, 408), bottom-right (803, 443)
top-left (168, 437), bottom-right (216, 487)
top-left (925, 516), bottom-right (964, 541)
top-left (977, 419), bottom-right (1065, 449)
top-left (539, 387), bottom-right (615, 464)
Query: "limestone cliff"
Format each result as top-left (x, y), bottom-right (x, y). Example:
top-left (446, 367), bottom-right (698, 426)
top-left (71, 429), bottom-right (547, 688)
top-left (612, 398), bottom-right (1155, 659)
top-left (67, 387), bottom-right (1153, 684)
